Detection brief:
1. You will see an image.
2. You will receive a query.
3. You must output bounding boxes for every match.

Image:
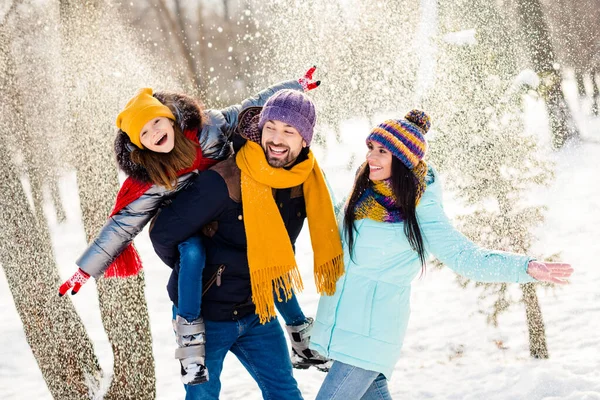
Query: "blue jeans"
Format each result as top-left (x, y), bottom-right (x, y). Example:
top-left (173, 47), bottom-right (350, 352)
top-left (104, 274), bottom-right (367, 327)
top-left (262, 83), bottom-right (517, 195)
top-left (177, 236), bottom-right (307, 326)
top-left (172, 307), bottom-right (303, 400)
top-left (316, 361), bottom-right (391, 400)
top-left (177, 236), bottom-right (206, 321)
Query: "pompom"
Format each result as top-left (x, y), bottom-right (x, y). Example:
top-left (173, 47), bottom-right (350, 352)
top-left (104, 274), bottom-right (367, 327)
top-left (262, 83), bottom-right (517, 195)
top-left (404, 109), bottom-right (431, 134)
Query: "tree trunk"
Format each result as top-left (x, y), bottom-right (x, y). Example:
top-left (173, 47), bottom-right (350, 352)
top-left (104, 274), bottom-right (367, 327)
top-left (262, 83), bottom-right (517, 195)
top-left (521, 283), bottom-right (549, 359)
top-left (197, 0), bottom-right (208, 97)
top-left (0, 19), bottom-right (102, 398)
top-left (1, 2), bottom-right (67, 228)
top-left (0, 152), bottom-right (103, 400)
top-left (223, 0), bottom-right (230, 21)
top-left (575, 71), bottom-right (587, 98)
top-left (155, 0), bottom-right (204, 94)
top-left (515, 0), bottom-right (579, 148)
top-left (59, 1), bottom-right (156, 398)
top-left (49, 175), bottom-right (68, 223)
top-left (592, 69), bottom-right (599, 116)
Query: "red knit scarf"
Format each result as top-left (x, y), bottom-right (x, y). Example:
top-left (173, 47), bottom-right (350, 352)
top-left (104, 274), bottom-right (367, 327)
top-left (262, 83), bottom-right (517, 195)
top-left (104, 128), bottom-right (219, 278)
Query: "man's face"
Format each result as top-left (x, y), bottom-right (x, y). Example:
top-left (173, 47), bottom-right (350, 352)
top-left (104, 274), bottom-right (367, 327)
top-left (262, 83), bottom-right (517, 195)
top-left (261, 120), bottom-right (307, 168)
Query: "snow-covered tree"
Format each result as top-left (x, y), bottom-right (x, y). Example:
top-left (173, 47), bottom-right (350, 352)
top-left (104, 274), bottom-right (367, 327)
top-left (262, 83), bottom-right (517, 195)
top-left (515, 0), bottom-right (579, 148)
top-left (0, 6), bottom-right (103, 397)
top-left (0, 0), bottom-right (188, 396)
top-left (59, 1), bottom-right (156, 397)
top-left (249, 0), bottom-right (420, 144)
top-left (425, 0), bottom-right (554, 358)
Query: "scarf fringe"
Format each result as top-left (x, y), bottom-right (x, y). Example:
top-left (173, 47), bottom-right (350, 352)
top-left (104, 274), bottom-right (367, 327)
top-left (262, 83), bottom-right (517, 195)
top-left (104, 244), bottom-right (143, 278)
top-left (251, 266), bottom-right (304, 324)
top-left (314, 254), bottom-right (345, 296)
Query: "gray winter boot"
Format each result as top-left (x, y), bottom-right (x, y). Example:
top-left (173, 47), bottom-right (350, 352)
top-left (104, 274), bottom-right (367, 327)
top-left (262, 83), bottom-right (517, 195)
top-left (173, 315), bottom-right (209, 385)
top-left (285, 317), bottom-right (332, 372)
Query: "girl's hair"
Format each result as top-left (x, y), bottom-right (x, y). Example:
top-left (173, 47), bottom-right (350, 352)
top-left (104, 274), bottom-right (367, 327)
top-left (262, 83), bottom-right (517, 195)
top-left (130, 101), bottom-right (198, 189)
top-left (343, 156), bottom-right (427, 272)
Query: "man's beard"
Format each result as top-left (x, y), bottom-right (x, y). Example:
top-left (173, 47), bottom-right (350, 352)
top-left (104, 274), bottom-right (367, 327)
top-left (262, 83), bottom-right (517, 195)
top-left (264, 142), bottom-right (298, 168)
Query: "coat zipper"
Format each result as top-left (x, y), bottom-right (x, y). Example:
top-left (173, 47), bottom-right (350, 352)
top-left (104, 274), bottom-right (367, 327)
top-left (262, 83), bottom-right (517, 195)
top-left (216, 266), bottom-right (224, 286)
top-left (202, 265), bottom-right (226, 296)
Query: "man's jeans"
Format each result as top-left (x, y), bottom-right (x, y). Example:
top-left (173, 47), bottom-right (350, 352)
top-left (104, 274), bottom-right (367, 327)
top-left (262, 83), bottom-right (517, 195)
top-left (172, 307), bottom-right (303, 400)
top-left (316, 361), bottom-right (391, 400)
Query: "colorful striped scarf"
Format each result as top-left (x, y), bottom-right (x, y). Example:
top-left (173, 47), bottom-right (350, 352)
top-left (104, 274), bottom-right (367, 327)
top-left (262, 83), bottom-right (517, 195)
top-left (354, 161), bottom-right (428, 223)
top-left (354, 180), bottom-right (404, 223)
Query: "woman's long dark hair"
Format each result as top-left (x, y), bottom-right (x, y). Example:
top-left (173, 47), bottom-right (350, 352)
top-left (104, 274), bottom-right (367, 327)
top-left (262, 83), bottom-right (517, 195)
top-left (343, 157), bottom-right (427, 272)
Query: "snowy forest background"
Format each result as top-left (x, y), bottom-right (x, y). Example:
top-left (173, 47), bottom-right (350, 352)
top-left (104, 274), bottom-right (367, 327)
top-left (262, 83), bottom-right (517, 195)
top-left (1, 0), bottom-right (599, 399)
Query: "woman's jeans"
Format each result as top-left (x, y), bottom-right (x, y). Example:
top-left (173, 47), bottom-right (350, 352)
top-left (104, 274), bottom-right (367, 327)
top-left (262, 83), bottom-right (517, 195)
top-left (176, 235), bottom-right (307, 325)
top-left (316, 361), bottom-right (392, 400)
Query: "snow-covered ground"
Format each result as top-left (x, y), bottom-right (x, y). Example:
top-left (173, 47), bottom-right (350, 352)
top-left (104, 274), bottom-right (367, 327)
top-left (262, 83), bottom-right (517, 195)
top-left (1, 95), bottom-right (599, 399)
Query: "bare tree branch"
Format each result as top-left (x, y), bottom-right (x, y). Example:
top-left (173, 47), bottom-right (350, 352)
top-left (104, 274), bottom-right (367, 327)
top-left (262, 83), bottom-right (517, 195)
top-left (154, 0), bottom-right (203, 93)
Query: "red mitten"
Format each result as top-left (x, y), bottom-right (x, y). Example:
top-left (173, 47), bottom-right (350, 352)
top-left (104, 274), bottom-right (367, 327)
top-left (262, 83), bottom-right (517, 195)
top-left (298, 66), bottom-right (321, 92)
top-left (58, 268), bottom-right (91, 296)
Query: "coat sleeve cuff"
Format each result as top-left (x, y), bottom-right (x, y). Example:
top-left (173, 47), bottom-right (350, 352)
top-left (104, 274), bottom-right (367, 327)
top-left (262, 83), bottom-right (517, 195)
top-left (517, 257), bottom-right (538, 284)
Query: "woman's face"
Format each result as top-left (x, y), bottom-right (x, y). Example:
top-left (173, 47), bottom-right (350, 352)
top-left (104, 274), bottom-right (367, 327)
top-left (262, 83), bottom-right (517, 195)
top-left (366, 140), bottom-right (393, 181)
top-left (140, 117), bottom-right (175, 153)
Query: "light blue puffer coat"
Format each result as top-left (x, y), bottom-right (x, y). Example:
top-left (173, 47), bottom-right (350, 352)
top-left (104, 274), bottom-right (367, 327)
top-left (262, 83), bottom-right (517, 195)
top-left (310, 167), bottom-right (536, 378)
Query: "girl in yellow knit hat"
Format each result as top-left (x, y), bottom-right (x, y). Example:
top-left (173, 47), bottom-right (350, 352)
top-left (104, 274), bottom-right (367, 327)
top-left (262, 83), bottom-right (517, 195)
top-left (58, 68), bottom-right (323, 386)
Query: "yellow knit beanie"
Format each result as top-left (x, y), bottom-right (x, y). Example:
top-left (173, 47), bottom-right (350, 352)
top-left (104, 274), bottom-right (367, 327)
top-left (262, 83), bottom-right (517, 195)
top-left (116, 88), bottom-right (175, 149)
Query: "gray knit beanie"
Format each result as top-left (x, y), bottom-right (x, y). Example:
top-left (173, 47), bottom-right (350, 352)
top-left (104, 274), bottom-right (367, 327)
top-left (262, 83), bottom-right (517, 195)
top-left (258, 89), bottom-right (316, 145)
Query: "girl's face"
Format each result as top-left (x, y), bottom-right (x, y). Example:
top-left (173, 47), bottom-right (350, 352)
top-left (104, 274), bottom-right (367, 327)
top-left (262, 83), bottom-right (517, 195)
top-left (366, 140), bottom-right (393, 181)
top-left (140, 117), bottom-right (175, 153)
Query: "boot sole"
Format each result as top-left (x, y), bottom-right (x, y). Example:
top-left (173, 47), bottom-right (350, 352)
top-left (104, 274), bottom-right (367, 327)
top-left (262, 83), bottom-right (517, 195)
top-left (184, 376), bottom-right (209, 386)
top-left (182, 372), bottom-right (209, 386)
top-left (181, 364), bottom-right (209, 386)
top-left (292, 360), bottom-right (331, 372)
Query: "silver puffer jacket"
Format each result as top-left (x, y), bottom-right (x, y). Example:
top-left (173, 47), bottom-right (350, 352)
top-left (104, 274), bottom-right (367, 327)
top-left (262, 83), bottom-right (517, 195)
top-left (77, 79), bottom-right (302, 278)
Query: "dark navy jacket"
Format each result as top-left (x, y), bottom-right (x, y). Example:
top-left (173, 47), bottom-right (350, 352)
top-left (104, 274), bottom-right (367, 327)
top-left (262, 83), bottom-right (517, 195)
top-left (150, 150), bottom-right (309, 321)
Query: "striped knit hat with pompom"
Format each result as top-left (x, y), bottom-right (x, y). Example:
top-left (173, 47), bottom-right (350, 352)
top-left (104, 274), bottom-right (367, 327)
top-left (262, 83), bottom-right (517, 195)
top-left (366, 109), bottom-right (430, 170)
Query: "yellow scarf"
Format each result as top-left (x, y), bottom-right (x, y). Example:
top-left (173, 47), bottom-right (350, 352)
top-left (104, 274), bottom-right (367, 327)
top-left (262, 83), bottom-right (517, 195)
top-left (236, 141), bottom-right (344, 324)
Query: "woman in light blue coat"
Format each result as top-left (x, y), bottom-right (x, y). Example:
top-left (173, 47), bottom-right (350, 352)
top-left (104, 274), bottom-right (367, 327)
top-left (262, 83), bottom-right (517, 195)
top-left (310, 110), bottom-right (573, 400)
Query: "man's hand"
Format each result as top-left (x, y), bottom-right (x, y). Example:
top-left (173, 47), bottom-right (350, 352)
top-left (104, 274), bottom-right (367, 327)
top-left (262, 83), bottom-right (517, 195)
top-left (527, 261), bottom-right (573, 284)
top-left (59, 268), bottom-right (91, 296)
top-left (298, 66), bottom-right (321, 92)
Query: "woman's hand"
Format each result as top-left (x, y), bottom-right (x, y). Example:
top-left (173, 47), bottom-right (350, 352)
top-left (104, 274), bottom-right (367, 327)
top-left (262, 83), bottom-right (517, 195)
top-left (298, 66), bottom-right (321, 92)
top-left (527, 261), bottom-right (573, 284)
top-left (58, 268), bottom-right (91, 296)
